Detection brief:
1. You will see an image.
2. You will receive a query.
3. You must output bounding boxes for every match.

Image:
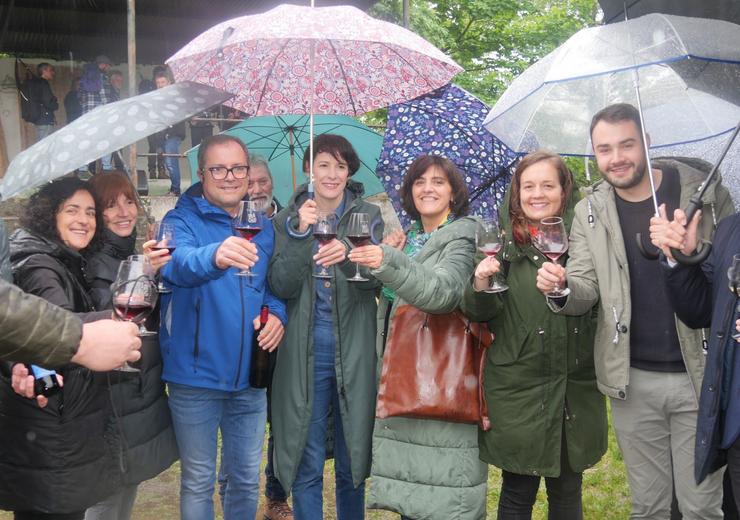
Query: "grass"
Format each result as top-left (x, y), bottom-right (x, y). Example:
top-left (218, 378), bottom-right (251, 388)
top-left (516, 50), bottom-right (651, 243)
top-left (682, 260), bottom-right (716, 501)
top-left (0, 404), bottom-right (631, 519)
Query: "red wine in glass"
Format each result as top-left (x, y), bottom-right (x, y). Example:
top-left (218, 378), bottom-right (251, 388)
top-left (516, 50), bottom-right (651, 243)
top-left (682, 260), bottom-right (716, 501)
top-left (314, 232), bottom-right (337, 246)
top-left (151, 245), bottom-right (176, 255)
top-left (113, 301), bottom-right (153, 323)
top-left (478, 243), bottom-right (502, 257)
top-left (235, 226), bottom-right (262, 241)
top-left (347, 234), bottom-right (371, 247)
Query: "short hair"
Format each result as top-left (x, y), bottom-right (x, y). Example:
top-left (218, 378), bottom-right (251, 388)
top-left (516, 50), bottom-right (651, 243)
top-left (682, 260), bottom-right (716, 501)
top-left (589, 103), bottom-right (643, 140)
top-left (109, 70), bottom-right (123, 79)
top-left (37, 63), bottom-right (53, 75)
top-left (152, 65), bottom-right (167, 78)
top-left (301, 134), bottom-right (360, 176)
top-left (88, 170), bottom-right (141, 213)
top-left (248, 154), bottom-right (273, 180)
top-left (153, 69), bottom-right (170, 82)
top-left (197, 134), bottom-right (249, 171)
top-left (399, 155), bottom-right (470, 221)
top-left (508, 150), bottom-right (574, 246)
top-left (20, 177), bottom-right (101, 248)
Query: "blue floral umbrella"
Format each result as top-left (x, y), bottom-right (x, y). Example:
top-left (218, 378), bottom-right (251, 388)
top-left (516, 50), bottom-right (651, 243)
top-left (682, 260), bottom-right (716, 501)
top-left (377, 84), bottom-right (517, 227)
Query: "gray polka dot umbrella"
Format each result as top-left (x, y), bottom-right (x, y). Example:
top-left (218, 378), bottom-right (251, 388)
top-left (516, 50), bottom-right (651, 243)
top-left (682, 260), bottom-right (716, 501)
top-left (0, 81), bottom-right (232, 200)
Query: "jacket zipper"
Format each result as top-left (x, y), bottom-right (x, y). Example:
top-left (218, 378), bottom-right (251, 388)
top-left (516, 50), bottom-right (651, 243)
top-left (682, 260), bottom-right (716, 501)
top-left (193, 299), bottom-right (201, 369)
top-left (538, 328), bottom-right (548, 411)
top-left (234, 276), bottom-right (246, 388)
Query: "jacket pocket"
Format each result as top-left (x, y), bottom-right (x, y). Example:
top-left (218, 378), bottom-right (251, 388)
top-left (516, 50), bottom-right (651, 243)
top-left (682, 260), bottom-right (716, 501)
top-left (489, 322), bottom-right (530, 366)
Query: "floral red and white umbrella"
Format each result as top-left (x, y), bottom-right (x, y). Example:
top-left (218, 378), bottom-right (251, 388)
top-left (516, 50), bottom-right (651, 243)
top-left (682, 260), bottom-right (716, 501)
top-left (166, 3), bottom-right (462, 117)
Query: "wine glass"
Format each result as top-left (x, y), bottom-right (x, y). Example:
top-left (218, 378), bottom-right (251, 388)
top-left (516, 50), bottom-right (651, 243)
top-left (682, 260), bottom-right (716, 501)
top-left (152, 221), bottom-right (176, 294)
top-left (728, 254), bottom-right (740, 341)
top-left (111, 259), bottom-right (158, 371)
top-left (313, 212), bottom-right (338, 279)
top-left (532, 216), bottom-right (571, 297)
top-left (233, 200), bottom-right (264, 277)
top-left (475, 218), bottom-right (508, 293)
top-left (346, 212), bottom-right (371, 282)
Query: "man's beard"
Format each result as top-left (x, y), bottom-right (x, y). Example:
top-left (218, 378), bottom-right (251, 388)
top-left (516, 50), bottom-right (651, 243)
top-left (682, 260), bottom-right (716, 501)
top-left (252, 196), bottom-right (272, 213)
top-left (603, 158), bottom-right (647, 190)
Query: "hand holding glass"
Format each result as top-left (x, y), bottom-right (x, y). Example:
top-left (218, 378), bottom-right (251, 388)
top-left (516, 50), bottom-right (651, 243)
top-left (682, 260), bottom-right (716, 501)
top-left (233, 200), bottom-right (264, 277)
top-left (313, 212), bottom-right (338, 279)
top-left (152, 221), bottom-right (176, 293)
top-left (346, 213), bottom-right (371, 282)
top-left (532, 216), bottom-right (570, 297)
top-left (476, 218), bottom-right (508, 293)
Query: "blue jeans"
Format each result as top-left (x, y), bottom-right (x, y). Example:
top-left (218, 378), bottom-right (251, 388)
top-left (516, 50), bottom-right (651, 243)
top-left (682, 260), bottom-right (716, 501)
top-left (168, 383), bottom-right (266, 520)
top-left (35, 124), bottom-right (54, 142)
top-left (163, 136), bottom-right (182, 194)
top-left (292, 321), bottom-right (365, 519)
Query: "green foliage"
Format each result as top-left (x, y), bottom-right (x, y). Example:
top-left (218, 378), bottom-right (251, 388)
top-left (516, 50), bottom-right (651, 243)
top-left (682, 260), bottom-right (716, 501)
top-left (370, 0), bottom-right (600, 105)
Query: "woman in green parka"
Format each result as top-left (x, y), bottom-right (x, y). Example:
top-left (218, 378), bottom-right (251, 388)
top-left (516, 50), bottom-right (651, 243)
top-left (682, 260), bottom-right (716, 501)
top-left (268, 134), bottom-right (383, 519)
top-left (349, 155), bottom-right (487, 520)
top-left (461, 151), bottom-right (607, 519)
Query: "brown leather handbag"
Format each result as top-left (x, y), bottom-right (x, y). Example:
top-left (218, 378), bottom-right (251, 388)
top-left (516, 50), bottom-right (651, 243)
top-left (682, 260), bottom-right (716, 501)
top-left (375, 304), bottom-right (494, 431)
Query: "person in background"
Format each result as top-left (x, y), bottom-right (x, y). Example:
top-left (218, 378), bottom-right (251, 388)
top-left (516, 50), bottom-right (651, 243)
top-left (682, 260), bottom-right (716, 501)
top-left (83, 171), bottom-right (179, 520)
top-left (64, 76), bottom-right (82, 124)
top-left (461, 151), bottom-right (606, 519)
top-left (153, 69), bottom-right (186, 196)
top-left (269, 134), bottom-right (382, 519)
top-left (28, 62), bottom-right (58, 142)
top-left (159, 134), bottom-right (286, 520)
top-left (536, 103), bottom-right (734, 519)
top-left (108, 70), bottom-right (124, 102)
top-left (79, 55), bottom-right (116, 171)
top-left (248, 155), bottom-right (281, 218)
top-left (140, 70), bottom-right (165, 180)
top-left (350, 154), bottom-right (485, 520)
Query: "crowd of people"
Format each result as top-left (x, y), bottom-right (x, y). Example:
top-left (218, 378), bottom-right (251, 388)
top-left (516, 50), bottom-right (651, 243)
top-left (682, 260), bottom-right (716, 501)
top-left (0, 99), bottom-right (739, 520)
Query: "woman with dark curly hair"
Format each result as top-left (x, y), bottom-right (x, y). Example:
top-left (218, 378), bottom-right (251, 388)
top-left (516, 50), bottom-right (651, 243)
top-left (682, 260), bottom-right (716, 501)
top-left (0, 176), bottom-right (120, 520)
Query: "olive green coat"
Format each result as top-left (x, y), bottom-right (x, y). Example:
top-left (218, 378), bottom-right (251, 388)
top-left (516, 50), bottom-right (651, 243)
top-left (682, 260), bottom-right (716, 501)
top-left (367, 216), bottom-right (489, 520)
top-left (268, 180), bottom-right (382, 491)
top-left (460, 184), bottom-right (607, 477)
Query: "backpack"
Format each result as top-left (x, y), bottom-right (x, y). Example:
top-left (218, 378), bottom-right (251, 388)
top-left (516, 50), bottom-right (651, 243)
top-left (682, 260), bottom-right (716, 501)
top-left (15, 58), bottom-right (41, 123)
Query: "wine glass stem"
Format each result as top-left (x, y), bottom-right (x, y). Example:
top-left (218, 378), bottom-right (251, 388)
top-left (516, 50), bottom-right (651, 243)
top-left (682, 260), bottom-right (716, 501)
top-left (354, 262), bottom-right (361, 279)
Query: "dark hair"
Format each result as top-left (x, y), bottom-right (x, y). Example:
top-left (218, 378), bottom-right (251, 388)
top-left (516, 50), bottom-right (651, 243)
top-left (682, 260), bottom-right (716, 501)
top-left (20, 177), bottom-right (101, 248)
top-left (589, 103), bottom-right (643, 141)
top-left (197, 134), bottom-right (249, 171)
top-left (508, 150), bottom-right (573, 246)
top-left (153, 69), bottom-right (170, 82)
top-left (152, 65), bottom-right (168, 78)
top-left (37, 63), bottom-right (52, 75)
top-left (88, 171), bottom-right (141, 214)
top-left (301, 134), bottom-right (360, 176)
top-left (399, 155), bottom-right (470, 221)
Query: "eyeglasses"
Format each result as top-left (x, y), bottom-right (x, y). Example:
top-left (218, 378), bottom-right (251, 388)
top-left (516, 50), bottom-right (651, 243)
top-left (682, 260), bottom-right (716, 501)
top-left (204, 165), bottom-right (250, 180)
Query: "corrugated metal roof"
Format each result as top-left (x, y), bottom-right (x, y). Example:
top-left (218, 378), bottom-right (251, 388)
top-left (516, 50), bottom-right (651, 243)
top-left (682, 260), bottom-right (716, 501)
top-left (0, 0), bottom-right (376, 65)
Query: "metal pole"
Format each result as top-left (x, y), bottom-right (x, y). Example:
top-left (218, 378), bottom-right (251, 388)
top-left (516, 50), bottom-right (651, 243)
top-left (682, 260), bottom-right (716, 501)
top-left (127, 0), bottom-right (137, 186)
top-left (403, 0), bottom-right (410, 28)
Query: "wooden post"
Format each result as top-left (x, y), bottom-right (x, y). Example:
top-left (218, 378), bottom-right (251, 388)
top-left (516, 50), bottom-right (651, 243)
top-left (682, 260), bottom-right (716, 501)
top-left (127, 0), bottom-right (137, 186)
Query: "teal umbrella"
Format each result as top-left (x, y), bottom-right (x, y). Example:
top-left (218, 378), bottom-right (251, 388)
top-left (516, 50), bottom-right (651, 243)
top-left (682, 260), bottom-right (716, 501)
top-left (187, 114), bottom-right (384, 205)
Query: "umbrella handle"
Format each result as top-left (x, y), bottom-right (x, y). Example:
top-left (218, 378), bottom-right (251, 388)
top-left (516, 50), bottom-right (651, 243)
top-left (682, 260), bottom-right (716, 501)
top-left (635, 233), bottom-right (660, 260)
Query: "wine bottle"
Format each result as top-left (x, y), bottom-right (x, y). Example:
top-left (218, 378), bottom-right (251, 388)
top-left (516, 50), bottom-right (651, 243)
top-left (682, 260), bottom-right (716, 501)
top-left (249, 305), bottom-right (271, 389)
top-left (26, 364), bottom-right (61, 397)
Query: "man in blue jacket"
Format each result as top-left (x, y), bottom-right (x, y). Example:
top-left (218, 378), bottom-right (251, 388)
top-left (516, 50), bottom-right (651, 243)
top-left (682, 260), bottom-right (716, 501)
top-left (159, 134), bottom-right (286, 520)
top-left (651, 207), bottom-right (740, 512)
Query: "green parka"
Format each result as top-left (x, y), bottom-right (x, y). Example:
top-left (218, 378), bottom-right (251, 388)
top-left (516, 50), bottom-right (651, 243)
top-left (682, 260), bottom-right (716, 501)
top-left (268, 180), bottom-right (383, 491)
top-left (367, 216), bottom-right (489, 520)
top-left (460, 182), bottom-right (607, 477)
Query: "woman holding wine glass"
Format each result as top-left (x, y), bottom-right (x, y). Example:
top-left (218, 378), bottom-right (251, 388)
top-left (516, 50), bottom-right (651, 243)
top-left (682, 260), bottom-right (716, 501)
top-left (269, 134), bottom-right (383, 519)
top-left (84, 171), bottom-right (178, 520)
top-left (0, 177), bottom-right (119, 519)
top-left (460, 150), bottom-right (606, 519)
top-left (349, 154), bottom-right (485, 520)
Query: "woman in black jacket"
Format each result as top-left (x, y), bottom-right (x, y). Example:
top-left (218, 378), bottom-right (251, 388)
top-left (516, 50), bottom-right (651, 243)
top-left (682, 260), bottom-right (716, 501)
top-left (84, 171), bottom-right (178, 520)
top-left (1, 177), bottom-right (116, 520)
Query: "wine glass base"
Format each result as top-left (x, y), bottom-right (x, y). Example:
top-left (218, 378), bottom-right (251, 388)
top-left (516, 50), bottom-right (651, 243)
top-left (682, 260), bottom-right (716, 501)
top-left (347, 275), bottom-right (369, 282)
top-left (138, 330), bottom-right (158, 337)
top-left (115, 363), bottom-right (140, 372)
top-left (157, 287), bottom-right (172, 294)
top-left (312, 272), bottom-right (333, 279)
top-left (235, 271), bottom-right (256, 277)
top-left (483, 285), bottom-right (509, 294)
top-left (546, 288), bottom-right (571, 298)
top-left (732, 332), bottom-right (740, 341)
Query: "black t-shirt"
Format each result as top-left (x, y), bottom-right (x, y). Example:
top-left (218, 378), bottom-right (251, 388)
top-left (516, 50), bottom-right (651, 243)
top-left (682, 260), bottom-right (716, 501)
top-left (615, 165), bottom-right (685, 372)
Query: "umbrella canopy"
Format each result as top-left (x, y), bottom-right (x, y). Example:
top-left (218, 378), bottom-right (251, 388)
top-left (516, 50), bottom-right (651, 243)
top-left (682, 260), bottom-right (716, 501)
top-left (0, 82), bottom-right (232, 200)
top-left (166, 3), bottom-right (462, 117)
top-left (485, 14), bottom-right (740, 156)
top-left (377, 84), bottom-right (517, 228)
top-left (186, 114), bottom-right (384, 205)
top-left (599, 0), bottom-right (740, 25)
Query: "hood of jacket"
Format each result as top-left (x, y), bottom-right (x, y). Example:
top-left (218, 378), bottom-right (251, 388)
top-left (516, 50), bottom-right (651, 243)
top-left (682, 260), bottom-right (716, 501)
top-left (9, 228), bottom-right (87, 277)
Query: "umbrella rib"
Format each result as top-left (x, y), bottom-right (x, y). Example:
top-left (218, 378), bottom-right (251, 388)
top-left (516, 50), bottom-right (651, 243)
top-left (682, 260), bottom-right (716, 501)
top-left (255, 38), bottom-right (295, 115)
top-left (379, 43), bottom-right (437, 101)
top-left (327, 39), bottom-right (360, 116)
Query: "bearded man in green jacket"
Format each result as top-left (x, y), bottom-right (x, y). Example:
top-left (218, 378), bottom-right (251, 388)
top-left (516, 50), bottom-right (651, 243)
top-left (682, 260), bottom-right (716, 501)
top-left (537, 103), bottom-right (734, 519)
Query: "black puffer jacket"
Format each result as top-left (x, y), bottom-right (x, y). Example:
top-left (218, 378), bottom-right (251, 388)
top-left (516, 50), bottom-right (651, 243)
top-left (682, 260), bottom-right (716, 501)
top-left (0, 229), bottom-right (120, 513)
top-left (86, 229), bottom-right (178, 485)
